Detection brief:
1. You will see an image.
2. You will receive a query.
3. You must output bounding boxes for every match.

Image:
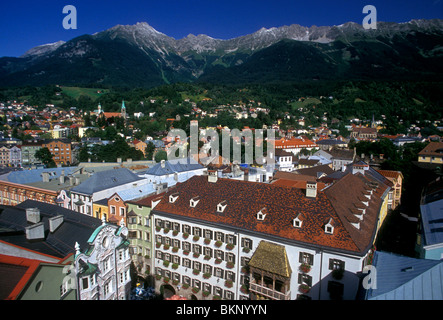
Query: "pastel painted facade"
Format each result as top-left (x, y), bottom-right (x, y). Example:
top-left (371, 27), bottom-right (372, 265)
top-left (126, 194), bottom-right (158, 278)
top-left (69, 168), bottom-right (149, 217)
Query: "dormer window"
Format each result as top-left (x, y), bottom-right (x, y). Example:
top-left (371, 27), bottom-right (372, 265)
top-left (293, 213), bottom-right (303, 228)
top-left (169, 193), bottom-right (179, 203)
top-left (257, 208), bottom-right (267, 221)
top-left (351, 221), bottom-right (360, 229)
top-left (324, 218), bottom-right (334, 234)
top-left (293, 218), bottom-right (302, 228)
top-left (190, 196), bottom-right (200, 208)
top-left (217, 201), bottom-right (227, 213)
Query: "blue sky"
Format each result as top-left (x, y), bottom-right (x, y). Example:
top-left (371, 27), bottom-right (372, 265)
top-left (1, 0), bottom-right (442, 57)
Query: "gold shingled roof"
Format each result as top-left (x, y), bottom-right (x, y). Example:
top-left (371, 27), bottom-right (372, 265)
top-left (248, 241), bottom-right (292, 278)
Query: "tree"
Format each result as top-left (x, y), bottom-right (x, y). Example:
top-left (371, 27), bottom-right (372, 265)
top-left (154, 150), bottom-right (167, 163)
top-left (145, 142), bottom-right (156, 160)
top-left (35, 147), bottom-right (56, 168)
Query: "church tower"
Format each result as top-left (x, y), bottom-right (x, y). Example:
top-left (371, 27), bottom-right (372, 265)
top-left (121, 100), bottom-right (127, 119)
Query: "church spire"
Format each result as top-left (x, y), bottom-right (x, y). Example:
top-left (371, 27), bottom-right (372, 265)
top-left (121, 100), bottom-right (126, 118)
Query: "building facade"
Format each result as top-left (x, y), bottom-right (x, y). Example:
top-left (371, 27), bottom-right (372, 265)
top-left (21, 142), bottom-right (43, 167)
top-left (0, 145), bottom-right (10, 166)
top-left (418, 142), bottom-right (443, 164)
top-left (9, 146), bottom-right (21, 167)
top-left (74, 218), bottom-right (132, 300)
top-left (148, 172), bottom-right (389, 300)
top-left (42, 139), bottom-right (72, 166)
top-left (0, 180), bottom-right (58, 205)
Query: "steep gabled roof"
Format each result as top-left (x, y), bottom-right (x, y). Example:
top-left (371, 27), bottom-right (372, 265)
top-left (324, 172), bottom-right (390, 252)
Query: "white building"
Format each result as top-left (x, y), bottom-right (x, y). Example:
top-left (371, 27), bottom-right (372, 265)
top-left (70, 168), bottom-right (150, 215)
top-left (74, 218), bottom-right (132, 300)
top-left (150, 172), bottom-right (390, 300)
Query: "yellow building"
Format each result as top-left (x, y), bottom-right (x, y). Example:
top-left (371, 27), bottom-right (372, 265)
top-left (418, 142), bottom-right (443, 164)
top-left (376, 170), bottom-right (404, 210)
top-left (93, 199), bottom-right (109, 221)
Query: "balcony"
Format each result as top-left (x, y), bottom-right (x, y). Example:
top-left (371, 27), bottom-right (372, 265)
top-left (248, 241), bottom-right (293, 300)
top-left (249, 279), bottom-right (291, 300)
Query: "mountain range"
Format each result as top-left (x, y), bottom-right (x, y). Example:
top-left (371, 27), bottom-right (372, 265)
top-left (1, 19), bottom-right (442, 87)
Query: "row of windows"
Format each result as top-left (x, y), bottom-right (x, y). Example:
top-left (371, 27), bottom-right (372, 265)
top-left (299, 252), bottom-right (346, 271)
top-left (156, 249), bottom-right (240, 268)
top-left (156, 235), bottom-right (239, 261)
top-left (156, 267), bottom-right (238, 299)
top-left (155, 218), bottom-right (254, 249)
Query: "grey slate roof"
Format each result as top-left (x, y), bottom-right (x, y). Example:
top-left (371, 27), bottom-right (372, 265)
top-left (420, 198), bottom-right (443, 247)
top-left (70, 167), bottom-right (143, 195)
top-left (366, 251), bottom-right (443, 300)
top-left (0, 167), bottom-right (79, 184)
top-left (143, 158), bottom-right (204, 176)
top-left (0, 200), bottom-right (101, 258)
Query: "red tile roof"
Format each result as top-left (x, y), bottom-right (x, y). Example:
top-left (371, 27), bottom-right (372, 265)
top-left (151, 175), bottom-right (386, 254)
top-left (271, 137), bottom-right (317, 149)
top-left (375, 169), bottom-right (404, 180)
top-left (418, 142), bottom-right (443, 157)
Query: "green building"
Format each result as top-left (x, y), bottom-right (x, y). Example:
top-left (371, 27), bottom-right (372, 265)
top-left (127, 194), bottom-right (160, 278)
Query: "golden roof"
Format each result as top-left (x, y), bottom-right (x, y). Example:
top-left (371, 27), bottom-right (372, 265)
top-left (248, 241), bottom-right (292, 278)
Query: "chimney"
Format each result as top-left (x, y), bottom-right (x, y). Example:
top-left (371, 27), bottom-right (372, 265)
top-left (49, 215), bottom-right (64, 233)
top-left (174, 172), bottom-right (178, 181)
top-left (26, 208), bottom-right (41, 224)
top-left (161, 160), bottom-right (165, 168)
top-left (42, 172), bottom-right (50, 182)
top-left (75, 177), bottom-right (80, 185)
top-left (156, 182), bottom-right (168, 194)
top-left (352, 164), bottom-right (369, 176)
top-left (26, 222), bottom-right (45, 240)
top-left (306, 182), bottom-right (317, 198)
top-left (69, 176), bottom-right (75, 186)
top-left (59, 170), bottom-right (65, 184)
top-left (208, 170), bottom-right (218, 183)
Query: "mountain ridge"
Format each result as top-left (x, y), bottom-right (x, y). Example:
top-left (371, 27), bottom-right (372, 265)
top-left (1, 19), bottom-right (442, 87)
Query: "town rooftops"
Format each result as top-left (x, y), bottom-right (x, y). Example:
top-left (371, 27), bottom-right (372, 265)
top-left (0, 200), bottom-right (101, 258)
top-left (71, 167), bottom-right (144, 195)
top-left (142, 157), bottom-right (204, 176)
top-left (152, 174), bottom-right (388, 255)
top-left (0, 167), bottom-right (78, 185)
